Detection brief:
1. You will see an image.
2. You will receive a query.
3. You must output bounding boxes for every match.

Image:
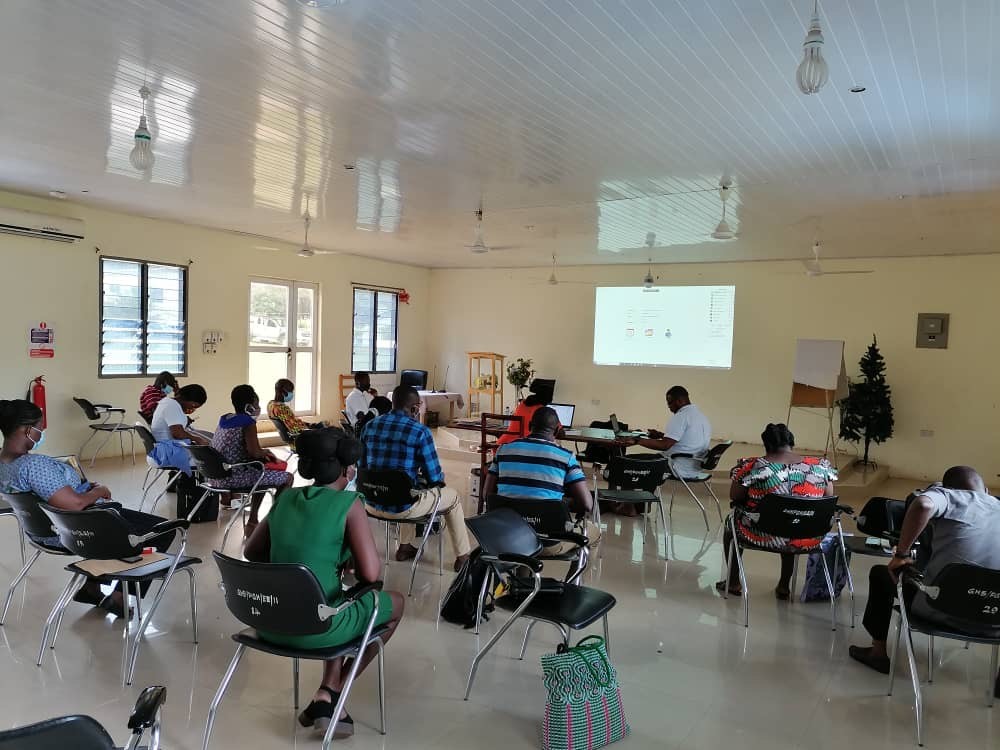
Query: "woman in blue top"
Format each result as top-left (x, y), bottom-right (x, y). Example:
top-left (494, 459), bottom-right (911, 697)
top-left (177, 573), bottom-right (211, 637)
top-left (210, 385), bottom-right (293, 534)
top-left (0, 399), bottom-right (173, 616)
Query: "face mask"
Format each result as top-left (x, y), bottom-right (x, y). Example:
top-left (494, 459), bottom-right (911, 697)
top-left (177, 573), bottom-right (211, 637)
top-left (163, 385), bottom-right (174, 396)
top-left (283, 392), bottom-right (295, 404)
top-left (27, 426), bottom-right (45, 450)
top-left (245, 404), bottom-right (261, 418)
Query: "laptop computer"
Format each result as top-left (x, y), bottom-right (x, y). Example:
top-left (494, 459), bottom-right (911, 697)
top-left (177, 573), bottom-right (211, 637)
top-left (550, 403), bottom-right (575, 429)
top-left (609, 413), bottom-right (647, 439)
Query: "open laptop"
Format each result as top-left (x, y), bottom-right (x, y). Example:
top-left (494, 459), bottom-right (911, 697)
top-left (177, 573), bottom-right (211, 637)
top-left (550, 403), bottom-right (576, 429)
top-left (609, 413), bottom-right (647, 439)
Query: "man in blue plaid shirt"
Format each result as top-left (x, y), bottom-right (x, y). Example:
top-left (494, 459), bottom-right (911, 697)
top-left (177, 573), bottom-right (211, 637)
top-left (360, 385), bottom-right (471, 570)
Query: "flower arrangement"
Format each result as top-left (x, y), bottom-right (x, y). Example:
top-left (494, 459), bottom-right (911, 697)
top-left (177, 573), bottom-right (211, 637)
top-left (506, 357), bottom-right (535, 400)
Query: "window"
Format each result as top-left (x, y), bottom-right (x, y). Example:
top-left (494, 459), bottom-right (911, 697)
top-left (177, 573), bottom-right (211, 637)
top-left (99, 257), bottom-right (187, 377)
top-left (352, 287), bottom-right (398, 373)
top-left (248, 279), bottom-right (318, 414)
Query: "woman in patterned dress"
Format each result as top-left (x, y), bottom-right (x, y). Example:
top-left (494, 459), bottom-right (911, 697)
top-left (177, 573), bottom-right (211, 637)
top-left (211, 385), bottom-right (293, 534)
top-left (716, 423), bottom-right (837, 599)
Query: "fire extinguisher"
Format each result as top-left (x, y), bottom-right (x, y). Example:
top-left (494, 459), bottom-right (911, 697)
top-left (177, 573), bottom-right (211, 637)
top-left (27, 376), bottom-right (46, 429)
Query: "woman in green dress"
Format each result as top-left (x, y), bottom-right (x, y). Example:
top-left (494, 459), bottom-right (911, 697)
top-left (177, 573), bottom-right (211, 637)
top-left (245, 428), bottom-right (404, 739)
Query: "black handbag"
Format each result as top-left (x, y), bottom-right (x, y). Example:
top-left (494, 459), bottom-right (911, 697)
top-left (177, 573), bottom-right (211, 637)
top-left (174, 472), bottom-right (219, 523)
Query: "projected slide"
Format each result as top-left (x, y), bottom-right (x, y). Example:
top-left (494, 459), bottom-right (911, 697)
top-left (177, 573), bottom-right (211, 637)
top-left (593, 286), bottom-right (735, 368)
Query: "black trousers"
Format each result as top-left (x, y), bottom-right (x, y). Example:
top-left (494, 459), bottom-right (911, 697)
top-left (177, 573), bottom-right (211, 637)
top-left (862, 564), bottom-right (915, 642)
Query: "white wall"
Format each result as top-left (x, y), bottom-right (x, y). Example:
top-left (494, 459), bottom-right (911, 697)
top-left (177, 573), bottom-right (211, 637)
top-left (426, 256), bottom-right (1000, 482)
top-left (0, 191), bottom-right (430, 457)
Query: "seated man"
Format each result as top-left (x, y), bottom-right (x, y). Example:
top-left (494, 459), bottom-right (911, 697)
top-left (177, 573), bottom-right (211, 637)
top-left (267, 378), bottom-right (325, 440)
top-left (849, 466), bottom-right (1000, 699)
top-left (633, 385), bottom-right (711, 478)
top-left (359, 385), bottom-right (471, 570)
top-left (483, 406), bottom-right (601, 554)
top-left (345, 371), bottom-right (378, 427)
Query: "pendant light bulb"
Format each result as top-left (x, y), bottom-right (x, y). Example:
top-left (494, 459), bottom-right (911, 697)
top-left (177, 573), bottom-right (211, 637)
top-left (711, 180), bottom-right (736, 240)
top-left (796, 1), bottom-right (829, 95)
top-left (129, 85), bottom-right (155, 171)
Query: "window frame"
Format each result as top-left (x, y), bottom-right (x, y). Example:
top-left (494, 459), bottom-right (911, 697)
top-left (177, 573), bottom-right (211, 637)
top-left (98, 255), bottom-right (189, 379)
top-left (351, 286), bottom-right (399, 375)
top-left (247, 277), bottom-right (320, 416)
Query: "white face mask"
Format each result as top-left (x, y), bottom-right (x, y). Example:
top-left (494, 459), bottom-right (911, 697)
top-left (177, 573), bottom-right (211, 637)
top-left (245, 404), bottom-right (261, 418)
top-left (27, 425), bottom-right (45, 450)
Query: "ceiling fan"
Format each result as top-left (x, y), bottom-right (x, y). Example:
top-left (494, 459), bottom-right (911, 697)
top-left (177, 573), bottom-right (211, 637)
top-left (530, 255), bottom-right (593, 286)
top-left (802, 242), bottom-right (872, 277)
top-left (465, 202), bottom-right (520, 254)
top-left (256, 196), bottom-right (338, 257)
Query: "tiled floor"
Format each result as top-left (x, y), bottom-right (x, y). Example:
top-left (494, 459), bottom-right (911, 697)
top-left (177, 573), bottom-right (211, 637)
top-left (0, 452), bottom-right (996, 749)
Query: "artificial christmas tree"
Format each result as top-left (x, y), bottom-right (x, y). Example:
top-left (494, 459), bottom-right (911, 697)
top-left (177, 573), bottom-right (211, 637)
top-left (839, 335), bottom-right (894, 467)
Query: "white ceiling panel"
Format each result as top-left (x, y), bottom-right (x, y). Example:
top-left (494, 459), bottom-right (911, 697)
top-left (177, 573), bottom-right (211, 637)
top-left (0, 0), bottom-right (998, 267)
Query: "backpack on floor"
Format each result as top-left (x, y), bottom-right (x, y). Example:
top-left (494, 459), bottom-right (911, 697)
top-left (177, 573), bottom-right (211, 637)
top-left (440, 548), bottom-right (493, 629)
top-left (800, 533), bottom-right (851, 603)
top-left (175, 472), bottom-right (219, 523)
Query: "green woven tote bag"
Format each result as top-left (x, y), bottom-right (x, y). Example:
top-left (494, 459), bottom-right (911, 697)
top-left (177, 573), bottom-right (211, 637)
top-left (540, 636), bottom-right (629, 750)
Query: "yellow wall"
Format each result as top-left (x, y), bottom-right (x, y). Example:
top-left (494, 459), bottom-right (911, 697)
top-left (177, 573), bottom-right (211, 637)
top-left (426, 257), bottom-right (999, 482)
top-left (0, 191), bottom-right (430, 457)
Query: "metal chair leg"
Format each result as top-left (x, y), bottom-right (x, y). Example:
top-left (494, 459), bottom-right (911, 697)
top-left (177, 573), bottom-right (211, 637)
top-left (51, 575), bottom-right (87, 651)
top-left (819, 553), bottom-right (837, 631)
top-left (705, 482), bottom-right (723, 522)
top-left (202, 644), bottom-right (246, 750)
top-left (900, 618), bottom-right (924, 746)
top-left (474, 569), bottom-right (491, 636)
top-left (887, 611), bottom-right (902, 696)
top-left (438, 526), bottom-right (444, 577)
top-left (321, 599), bottom-right (381, 750)
top-left (656, 500), bottom-right (668, 559)
top-left (603, 614), bottom-right (611, 656)
top-left (465, 587), bottom-right (539, 700)
top-left (78, 429), bottom-right (99, 466)
top-left (376, 639), bottom-right (387, 735)
top-left (927, 635), bottom-right (935, 683)
top-left (384, 521), bottom-right (391, 566)
top-left (988, 644), bottom-right (998, 708)
top-left (186, 567), bottom-right (198, 643)
top-left (836, 525), bottom-right (856, 628)
top-left (408, 508), bottom-right (441, 596)
top-left (219, 492), bottom-right (247, 552)
top-left (518, 620), bottom-right (537, 660)
top-left (1, 548), bottom-right (41, 624)
top-left (127, 542), bottom-right (187, 685)
top-left (293, 658), bottom-right (300, 709)
top-left (37, 573), bottom-right (81, 666)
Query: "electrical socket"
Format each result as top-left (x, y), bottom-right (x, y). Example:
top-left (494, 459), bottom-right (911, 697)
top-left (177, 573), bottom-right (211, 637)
top-left (919, 429), bottom-right (934, 438)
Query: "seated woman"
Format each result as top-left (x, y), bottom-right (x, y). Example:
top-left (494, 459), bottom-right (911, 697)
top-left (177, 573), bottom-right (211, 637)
top-left (150, 384), bottom-right (211, 475)
top-left (716, 423), bottom-right (837, 599)
top-left (211, 385), bottom-right (293, 533)
top-left (267, 379), bottom-right (325, 442)
top-left (245, 428), bottom-right (404, 739)
top-left (0, 399), bottom-right (173, 616)
top-left (496, 379), bottom-right (558, 446)
top-left (138, 371), bottom-right (178, 424)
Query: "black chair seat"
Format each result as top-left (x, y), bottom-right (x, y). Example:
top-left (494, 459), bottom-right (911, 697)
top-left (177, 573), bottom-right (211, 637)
top-left (89, 424), bottom-right (133, 432)
top-left (497, 583), bottom-right (616, 630)
top-left (363, 505), bottom-right (436, 525)
top-left (893, 606), bottom-right (1000, 644)
top-left (594, 489), bottom-right (656, 504)
top-left (841, 535), bottom-right (893, 559)
top-left (0, 714), bottom-right (116, 750)
top-left (232, 624), bottom-right (391, 660)
top-left (665, 472), bottom-right (712, 482)
top-left (66, 554), bottom-right (201, 584)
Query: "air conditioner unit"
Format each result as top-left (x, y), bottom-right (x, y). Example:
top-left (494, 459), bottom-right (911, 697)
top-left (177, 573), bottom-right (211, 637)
top-left (0, 207), bottom-right (85, 243)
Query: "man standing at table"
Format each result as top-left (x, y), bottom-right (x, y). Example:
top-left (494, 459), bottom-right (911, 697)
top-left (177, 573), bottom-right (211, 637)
top-left (633, 385), bottom-right (711, 478)
top-left (359, 385), bottom-right (471, 571)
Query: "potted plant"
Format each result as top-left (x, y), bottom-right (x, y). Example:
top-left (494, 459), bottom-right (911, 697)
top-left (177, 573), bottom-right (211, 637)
top-left (838, 334), bottom-right (894, 468)
top-left (506, 357), bottom-right (535, 401)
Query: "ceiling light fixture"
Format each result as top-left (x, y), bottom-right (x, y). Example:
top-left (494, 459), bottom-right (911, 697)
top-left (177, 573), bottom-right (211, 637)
top-left (711, 178), bottom-right (736, 240)
top-left (643, 232), bottom-right (656, 288)
top-left (796, 0), bottom-right (829, 95)
top-left (129, 85), bottom-right (154, 171)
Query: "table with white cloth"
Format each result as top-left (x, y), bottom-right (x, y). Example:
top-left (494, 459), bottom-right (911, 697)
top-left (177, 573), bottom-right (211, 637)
top-left (417, 390), bottom-right (465, 423)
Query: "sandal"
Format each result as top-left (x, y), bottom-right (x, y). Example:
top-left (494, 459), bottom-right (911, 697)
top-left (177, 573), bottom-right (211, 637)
top-left (774, 586), bottom-right (791, 601)
top-left (298, 686), bottom-right (354, 738)
top-left (714, 580), bottom-right (742, 597)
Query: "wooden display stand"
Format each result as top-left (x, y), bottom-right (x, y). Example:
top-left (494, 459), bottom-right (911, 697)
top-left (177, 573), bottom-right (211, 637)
top-left (786, 339), bottom-right (848, 467)
top-left (467, 352), bottom-right (505, 417)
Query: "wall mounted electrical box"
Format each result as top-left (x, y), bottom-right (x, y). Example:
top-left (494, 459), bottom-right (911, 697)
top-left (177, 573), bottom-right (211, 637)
top-left (916, 313), bottom-right (949, 349)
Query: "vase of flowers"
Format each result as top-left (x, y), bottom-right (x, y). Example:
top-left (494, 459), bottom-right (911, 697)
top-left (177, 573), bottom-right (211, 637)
top-left (506, 357), bottom-right (535, 401)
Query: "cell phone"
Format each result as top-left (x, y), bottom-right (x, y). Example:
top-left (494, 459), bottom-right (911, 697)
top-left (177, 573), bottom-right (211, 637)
top-left (865, 537), bottom-right (883, 547)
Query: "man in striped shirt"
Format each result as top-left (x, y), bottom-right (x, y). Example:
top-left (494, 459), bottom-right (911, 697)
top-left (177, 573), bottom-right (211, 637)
top-left (483, 407), bottom-right (600, 550)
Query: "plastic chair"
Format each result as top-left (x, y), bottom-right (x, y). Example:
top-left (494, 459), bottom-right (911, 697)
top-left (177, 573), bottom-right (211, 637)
top-left (39, 505), bottom-right (199, 685)
top-left (184, 445), bottom-right (268, 551)
top-left (357, 468), bottom-right (443, 596)
top-left (0, 684), bottom-right (166, 750)
top-left (72, 397), bottom-right (135, 467)
top-left (889, 565), bottom-right (1000, 746)
top-left (723, 493), bottom-right (852, 630)
top-left (485, 494), bottom-right (587, 577)
top-left (202, 552), bottom-right (389, 750)
top-left (597, 454), bottom-right (670, 549)
top-left (133, 424), bottom-right (182, 513)
top-left (462, 509), bottom-right (615, 700)
top-left (665, 440), bottom-right (733, 529)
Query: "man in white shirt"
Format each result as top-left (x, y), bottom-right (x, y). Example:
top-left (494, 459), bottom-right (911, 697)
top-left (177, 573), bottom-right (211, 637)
top-left (345, 371), bottom-right (378, 426)
top-left (634, 385), bottom-right (711, 478)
